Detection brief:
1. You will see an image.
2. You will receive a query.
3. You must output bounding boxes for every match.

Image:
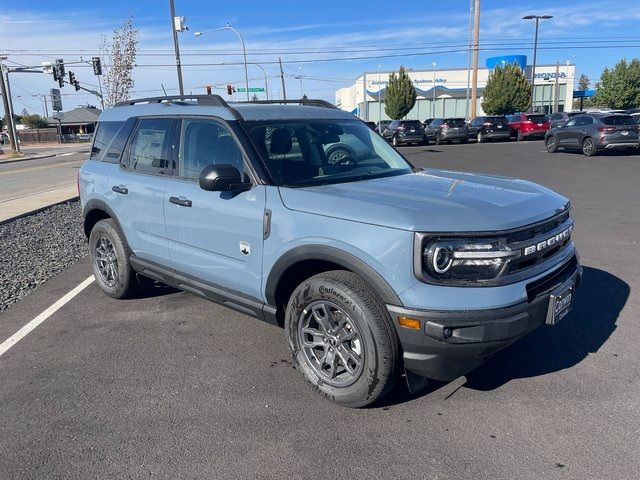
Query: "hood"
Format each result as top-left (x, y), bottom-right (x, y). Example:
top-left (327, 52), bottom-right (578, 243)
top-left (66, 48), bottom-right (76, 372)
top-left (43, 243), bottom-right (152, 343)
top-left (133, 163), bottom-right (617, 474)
top-left (278, 170), bottom-right (569, 232)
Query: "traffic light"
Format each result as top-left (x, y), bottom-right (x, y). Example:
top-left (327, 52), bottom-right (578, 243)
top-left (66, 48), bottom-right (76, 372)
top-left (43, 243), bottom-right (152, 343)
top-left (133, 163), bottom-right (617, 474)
top-left (91, 57), bottom-right (102, 76)
top-left (226, 84), bottom-right (234, 95)
top-left (53, 59), bottom-right (65, 88)
top-left (68, 71), bottom-right (80, 91)
top-left (206, 84), bottom-right (212, 95)
top-left (55, 59), bottom-right (65, 78)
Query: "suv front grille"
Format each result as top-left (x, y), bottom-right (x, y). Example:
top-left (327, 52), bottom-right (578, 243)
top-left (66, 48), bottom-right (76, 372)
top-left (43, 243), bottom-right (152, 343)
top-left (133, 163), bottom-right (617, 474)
top-left (505, 213), bottom-right (573, 274)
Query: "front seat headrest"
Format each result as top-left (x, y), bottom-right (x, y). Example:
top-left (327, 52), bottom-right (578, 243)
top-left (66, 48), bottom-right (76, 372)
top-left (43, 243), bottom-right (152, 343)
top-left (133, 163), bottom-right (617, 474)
top-left (270, 128), bottom-right (293, 155)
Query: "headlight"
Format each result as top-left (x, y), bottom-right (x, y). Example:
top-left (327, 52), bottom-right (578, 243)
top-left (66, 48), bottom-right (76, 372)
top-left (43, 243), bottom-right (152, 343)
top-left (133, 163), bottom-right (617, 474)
top-left (423, 238), bottom-right (519, 281)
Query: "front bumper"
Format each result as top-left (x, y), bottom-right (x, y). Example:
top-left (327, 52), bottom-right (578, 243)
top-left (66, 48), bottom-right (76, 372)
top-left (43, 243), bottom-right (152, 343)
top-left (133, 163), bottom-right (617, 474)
top-left (388, 255), bottom-right (582, 381)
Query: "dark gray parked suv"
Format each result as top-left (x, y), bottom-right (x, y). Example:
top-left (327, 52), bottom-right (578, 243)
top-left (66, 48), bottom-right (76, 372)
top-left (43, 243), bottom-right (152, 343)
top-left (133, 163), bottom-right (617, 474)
top-left (382, 120), bottom-right (424, 146)
top-left (424, 118), bottom-right (469, 145)
top-left (545, 113), bottom-right (639, 156)
top-left (467, 116), bottom-right (510, 142)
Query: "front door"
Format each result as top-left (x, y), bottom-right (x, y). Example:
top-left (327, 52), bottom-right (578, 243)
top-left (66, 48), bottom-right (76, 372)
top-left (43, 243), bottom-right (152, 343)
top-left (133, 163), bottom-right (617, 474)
top-left (163, 117), bottom-right (266, 301)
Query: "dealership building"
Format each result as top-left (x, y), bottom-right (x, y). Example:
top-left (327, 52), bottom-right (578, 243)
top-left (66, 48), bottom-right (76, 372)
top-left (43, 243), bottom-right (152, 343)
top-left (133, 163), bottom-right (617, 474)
top-left (335, 55), bottom-right (576, 121)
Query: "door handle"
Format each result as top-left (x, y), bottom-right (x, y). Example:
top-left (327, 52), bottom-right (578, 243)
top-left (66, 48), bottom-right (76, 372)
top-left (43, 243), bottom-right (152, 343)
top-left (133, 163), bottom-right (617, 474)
top-left (112, 185), bottom-right (128, 194)
top-left (169, 196), bottom-right (192, 207)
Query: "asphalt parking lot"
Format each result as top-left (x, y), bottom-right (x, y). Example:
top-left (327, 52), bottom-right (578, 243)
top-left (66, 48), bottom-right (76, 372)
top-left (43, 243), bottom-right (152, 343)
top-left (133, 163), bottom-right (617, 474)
top-left (1, 140), bottom-right (638, 479)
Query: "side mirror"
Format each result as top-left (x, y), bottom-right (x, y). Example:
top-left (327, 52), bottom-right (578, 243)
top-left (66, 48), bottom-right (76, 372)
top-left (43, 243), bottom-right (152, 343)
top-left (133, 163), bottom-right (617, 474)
top-left (199, 164), bottom-right (250, 192)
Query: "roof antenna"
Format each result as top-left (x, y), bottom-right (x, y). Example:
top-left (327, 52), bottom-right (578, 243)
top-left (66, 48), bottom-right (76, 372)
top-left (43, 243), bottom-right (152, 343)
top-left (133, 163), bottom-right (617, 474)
top-left (161, 84), bottom-right (168, 97)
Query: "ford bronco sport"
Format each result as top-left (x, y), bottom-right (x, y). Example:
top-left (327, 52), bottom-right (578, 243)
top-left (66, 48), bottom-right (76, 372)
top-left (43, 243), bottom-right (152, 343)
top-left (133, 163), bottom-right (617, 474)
top-left (80, 96), bottom-right (581, 407)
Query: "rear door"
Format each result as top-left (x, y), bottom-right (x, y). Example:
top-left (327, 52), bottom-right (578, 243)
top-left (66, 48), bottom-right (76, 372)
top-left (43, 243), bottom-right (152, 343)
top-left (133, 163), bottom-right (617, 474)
top-left (162, 117), bottom-right (266, 301)
top-left (108, 117), bottom-right (176, 265)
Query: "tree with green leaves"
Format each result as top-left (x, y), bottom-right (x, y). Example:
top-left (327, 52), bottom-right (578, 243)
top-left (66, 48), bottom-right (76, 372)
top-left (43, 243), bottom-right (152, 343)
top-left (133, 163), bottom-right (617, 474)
top-left (481, 63), bottom-right (531, 115)
top-left (384, 66), bottom-right (416, 120)
top-left (21, 114), bottom-right (50, 129)
top-left (593, 59), bottom-right (640, 109)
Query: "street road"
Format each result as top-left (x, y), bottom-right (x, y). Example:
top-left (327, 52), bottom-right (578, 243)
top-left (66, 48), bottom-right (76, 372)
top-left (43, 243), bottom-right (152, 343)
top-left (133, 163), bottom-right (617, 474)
top-left (0, 140), bottom-right (638, 479)
top-left (0, 152), bottom-right (87, 222)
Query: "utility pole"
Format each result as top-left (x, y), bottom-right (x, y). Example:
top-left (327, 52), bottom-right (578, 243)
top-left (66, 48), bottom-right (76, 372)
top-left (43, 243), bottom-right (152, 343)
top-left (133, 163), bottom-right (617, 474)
top-left (169, 0), bottom-right (185, 95)
top-left (0, 60), bottom-right (20, 153)
top-left (42, 94), bottom-right (49, 118)
top-left (470, 0), bottom-right (481, 118)
top-left (465, 0), bottom-right (473, 119)
top-left (279, 57), bottom-right (287, 100)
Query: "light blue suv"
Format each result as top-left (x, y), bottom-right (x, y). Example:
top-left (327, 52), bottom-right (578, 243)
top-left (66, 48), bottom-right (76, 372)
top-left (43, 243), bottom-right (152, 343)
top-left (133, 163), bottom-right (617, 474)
top-left (80, 96), bottom-right (581, 407)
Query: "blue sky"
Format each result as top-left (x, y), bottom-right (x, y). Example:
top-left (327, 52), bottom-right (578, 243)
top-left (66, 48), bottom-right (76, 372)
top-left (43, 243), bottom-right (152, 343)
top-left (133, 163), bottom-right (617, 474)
top-left (2, 0), bottom-right (640, 115)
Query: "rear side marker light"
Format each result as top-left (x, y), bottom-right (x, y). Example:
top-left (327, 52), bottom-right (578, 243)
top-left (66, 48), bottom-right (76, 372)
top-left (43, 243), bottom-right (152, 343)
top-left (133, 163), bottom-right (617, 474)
top-left (398, 316), bottom-right (421, 330)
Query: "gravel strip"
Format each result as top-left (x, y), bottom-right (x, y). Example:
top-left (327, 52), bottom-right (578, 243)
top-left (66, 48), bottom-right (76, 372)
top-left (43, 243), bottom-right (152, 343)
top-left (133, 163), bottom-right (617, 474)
top-left (0, 200), bottom-right (87, 312)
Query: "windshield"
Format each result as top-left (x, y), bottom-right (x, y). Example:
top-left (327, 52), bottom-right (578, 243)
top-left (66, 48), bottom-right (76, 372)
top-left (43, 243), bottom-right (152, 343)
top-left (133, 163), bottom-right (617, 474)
top-left (601, 115), bottom-right (636, 125)
top-left (245, 119), bottom-right (413, 187)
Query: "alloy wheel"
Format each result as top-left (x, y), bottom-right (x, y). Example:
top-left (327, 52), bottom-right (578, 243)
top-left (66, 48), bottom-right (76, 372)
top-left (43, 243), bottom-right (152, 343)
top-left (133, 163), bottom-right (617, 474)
top-left (298, 300), bottom-right (364, 387)
top-left (94, 236), bottom-right (119, 287)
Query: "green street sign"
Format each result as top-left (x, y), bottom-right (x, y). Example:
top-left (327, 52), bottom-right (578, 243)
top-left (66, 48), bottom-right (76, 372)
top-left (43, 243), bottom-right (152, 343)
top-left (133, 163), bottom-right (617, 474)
top-left (236, 87), bottom-right (265, 93)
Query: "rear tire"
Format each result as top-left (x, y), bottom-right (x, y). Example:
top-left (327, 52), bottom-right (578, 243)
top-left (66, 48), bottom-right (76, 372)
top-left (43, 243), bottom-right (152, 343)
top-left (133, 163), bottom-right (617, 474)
top-left (545, 136), bottom-right (558, 153)
top-left (89, 218), bottom-right (140, 299)
top-left (477, 131), bottom-right (485, 143)
top-left (285, 271), bottom-right (399, 408)
top-left (517, 131), bottom-right (524, 142)
top-left (435, 133), bottom-right (442, 145)
top-left (392, 135), bottom-right (399, 147)
top-left (582, 137), bottom-right (597, 156)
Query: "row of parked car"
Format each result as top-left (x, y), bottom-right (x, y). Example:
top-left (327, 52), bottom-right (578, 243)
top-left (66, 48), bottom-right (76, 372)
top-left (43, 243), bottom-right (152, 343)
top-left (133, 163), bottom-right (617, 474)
top-left (374, 110), bottom-right (640, 156)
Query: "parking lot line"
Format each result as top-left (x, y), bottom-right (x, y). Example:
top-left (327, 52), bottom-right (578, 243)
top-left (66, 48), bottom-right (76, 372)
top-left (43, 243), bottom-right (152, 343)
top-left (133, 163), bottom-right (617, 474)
top-left (0, 276), bottom-right (94, 358)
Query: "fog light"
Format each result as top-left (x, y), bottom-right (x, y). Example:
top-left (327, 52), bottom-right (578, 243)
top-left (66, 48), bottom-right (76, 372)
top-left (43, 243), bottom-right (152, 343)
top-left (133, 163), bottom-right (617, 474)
top-left (398, 316), bottom-right (421, 330)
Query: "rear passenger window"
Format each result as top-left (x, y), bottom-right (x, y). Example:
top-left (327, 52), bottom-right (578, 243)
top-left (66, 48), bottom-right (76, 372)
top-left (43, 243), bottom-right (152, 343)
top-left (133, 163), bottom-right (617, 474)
top-left (90, 121), bottom-right (123, 161)
top-left (127, 118), bottom-right (175, 175)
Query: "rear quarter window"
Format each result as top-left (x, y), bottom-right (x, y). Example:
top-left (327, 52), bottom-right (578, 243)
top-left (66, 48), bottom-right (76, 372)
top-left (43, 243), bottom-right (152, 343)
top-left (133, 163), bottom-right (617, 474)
top-left (90, 119), bottom-right (136, 164)
top-left (90, 121), bottom-right (123, 162)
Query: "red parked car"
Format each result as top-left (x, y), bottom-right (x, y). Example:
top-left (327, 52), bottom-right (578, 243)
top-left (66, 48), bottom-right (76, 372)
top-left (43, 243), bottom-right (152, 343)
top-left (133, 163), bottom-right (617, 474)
top-left (507, 113), bottom-right (550, 141)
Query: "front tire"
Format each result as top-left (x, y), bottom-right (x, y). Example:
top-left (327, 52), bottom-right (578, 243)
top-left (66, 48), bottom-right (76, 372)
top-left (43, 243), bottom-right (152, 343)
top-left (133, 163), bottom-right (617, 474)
top-left (89, 218), bottom-right (140, 299)
top-left (285, 271), bottom-right (399, 408)
top-left (435, 134), bottom-right (442, 145)
top-left (477, 131), bottom-right (485, 143)
top-left (392, 135), bottom-right (399, 147)
top-left (545, 135), bottom-right (558, 153)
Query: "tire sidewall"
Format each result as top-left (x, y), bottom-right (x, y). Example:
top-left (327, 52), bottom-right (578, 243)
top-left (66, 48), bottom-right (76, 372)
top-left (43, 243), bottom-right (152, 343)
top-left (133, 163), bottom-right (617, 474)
top-left (583, 138), bottom-right (596, 156)
top-left (546, 136), bottom-right (557, 152)
top-left (285, 275), bottom-right (388, 407)
top-left (88, 219), bottom-right (133, 299)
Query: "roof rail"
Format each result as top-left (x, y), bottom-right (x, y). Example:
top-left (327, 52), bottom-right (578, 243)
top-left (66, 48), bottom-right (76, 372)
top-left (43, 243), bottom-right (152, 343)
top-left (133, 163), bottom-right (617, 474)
top-left (115, 95), bottom-right (229, 108)
top-left (232, 99), bottom-right (338, 109)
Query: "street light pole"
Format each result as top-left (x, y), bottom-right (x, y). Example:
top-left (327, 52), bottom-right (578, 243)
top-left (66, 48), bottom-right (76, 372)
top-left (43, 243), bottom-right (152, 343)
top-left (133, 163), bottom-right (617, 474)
top-left (195, 24), bottom-right (250, 101)
top-left (169, 0), bottom-right (184, 96)
top-left (523, 14), bottom-right (553, 112)
top-left (250, 63), bottom-right (269, 100)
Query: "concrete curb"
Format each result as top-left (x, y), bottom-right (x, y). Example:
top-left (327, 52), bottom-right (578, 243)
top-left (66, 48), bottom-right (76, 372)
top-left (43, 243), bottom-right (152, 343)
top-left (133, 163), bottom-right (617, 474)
top-left (0, 196), bottom-right (80, 227)
top-left (0, 154), bottom-right (56, 165)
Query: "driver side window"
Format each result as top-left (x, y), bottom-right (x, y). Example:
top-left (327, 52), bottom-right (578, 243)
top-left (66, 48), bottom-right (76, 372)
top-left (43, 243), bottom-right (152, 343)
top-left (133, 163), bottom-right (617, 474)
top-left (178, 119), bottom-right (245, 181)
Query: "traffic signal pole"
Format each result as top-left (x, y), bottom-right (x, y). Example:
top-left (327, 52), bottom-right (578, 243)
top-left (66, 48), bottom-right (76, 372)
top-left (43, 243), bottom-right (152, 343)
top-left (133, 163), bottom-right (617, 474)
top-left (0, 59), bottom-right (20, 154)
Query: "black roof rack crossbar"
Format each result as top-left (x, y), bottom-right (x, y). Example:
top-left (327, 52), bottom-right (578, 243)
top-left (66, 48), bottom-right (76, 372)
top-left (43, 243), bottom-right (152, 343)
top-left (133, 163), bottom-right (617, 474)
top-left (115, 95), bottom-right (229, 108)
top-left (232, 99), bottom-right (338, 109)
